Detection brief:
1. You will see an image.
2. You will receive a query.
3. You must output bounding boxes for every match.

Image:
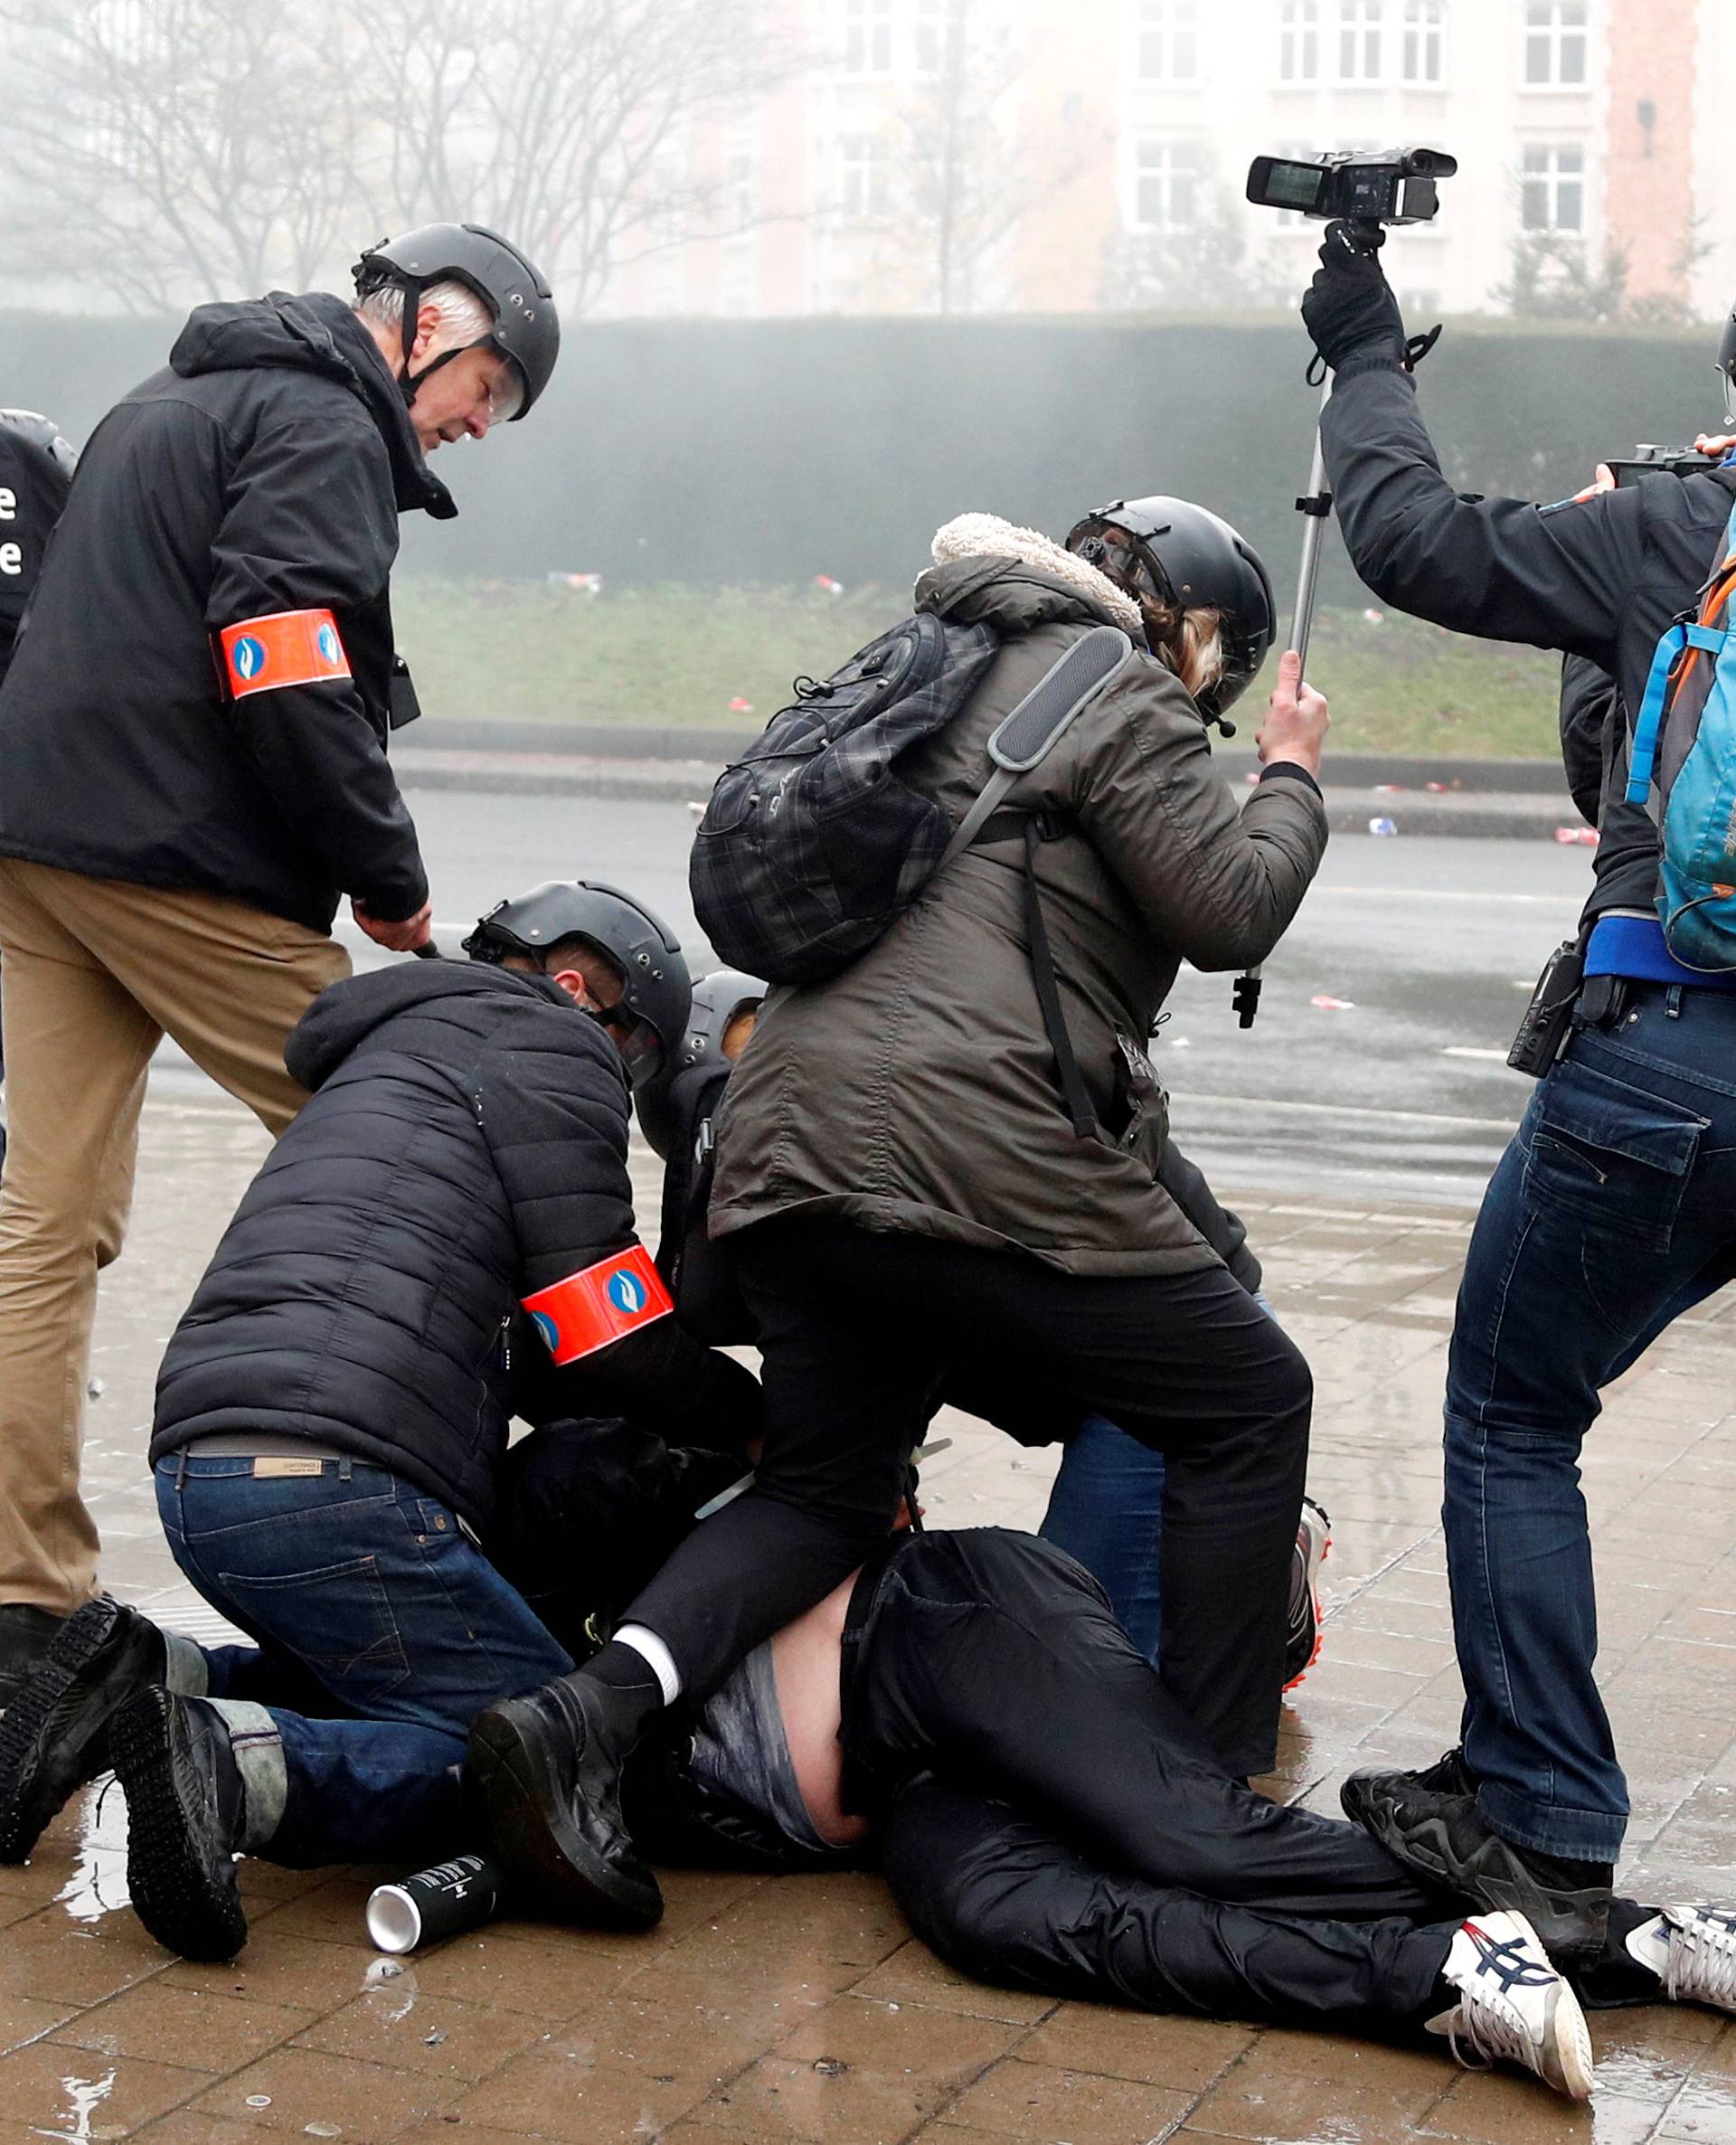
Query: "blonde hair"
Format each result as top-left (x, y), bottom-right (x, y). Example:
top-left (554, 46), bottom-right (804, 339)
top-left (1133, 590), bottom-right (1224, 703)
top-left (1165, 607), bottom-right (1225, 703)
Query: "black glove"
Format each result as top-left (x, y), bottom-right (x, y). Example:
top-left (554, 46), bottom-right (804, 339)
top-left (1302, 222), bottom-right (1407, 373)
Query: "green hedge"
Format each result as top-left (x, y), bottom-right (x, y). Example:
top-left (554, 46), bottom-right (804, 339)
top-left (1, 308), bottom-right (1716, 600)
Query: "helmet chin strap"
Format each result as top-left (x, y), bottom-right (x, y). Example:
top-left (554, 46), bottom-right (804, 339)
top-left (392, 277), bottom-right (477, 410)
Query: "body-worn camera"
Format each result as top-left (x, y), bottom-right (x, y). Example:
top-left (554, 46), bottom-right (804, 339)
top-left (1246, 147), bottom-right (1457, 230)
top-left (1607, 443), bottom-right (1720, 489)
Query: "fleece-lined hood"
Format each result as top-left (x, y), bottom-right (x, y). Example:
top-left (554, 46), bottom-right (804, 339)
top-left (171, 289), bottom-right (455, 520)
top-left (286, 959), bottom-right (567, 1091)
top-left (919, 513), bottom-right (1146, 638)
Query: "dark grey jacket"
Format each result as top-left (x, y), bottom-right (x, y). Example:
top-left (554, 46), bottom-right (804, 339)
top-left (710, 555), bottom-right (1328, 1276)
top-left (1322, 359), bottom-right (1736, 923)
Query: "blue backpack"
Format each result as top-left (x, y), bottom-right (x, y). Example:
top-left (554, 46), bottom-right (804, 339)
top-left (1627, 487), bottom-right (1736, 972)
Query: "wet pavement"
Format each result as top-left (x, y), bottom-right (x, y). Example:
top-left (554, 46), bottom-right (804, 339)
top-left (2, 1080), bottom-right (1735, 2142)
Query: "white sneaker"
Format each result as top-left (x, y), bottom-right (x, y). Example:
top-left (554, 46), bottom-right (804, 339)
top-left (1628, 1905), bottom-right (1736, 2012)
top-left (1283, 1496), bottom-right (1331, 1690)
top-left (1427, 1910), bottom-right (1594, 2100)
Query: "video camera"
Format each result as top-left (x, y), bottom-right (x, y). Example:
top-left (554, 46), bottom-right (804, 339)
top-left (1606, 443), bottom-right (1718, 489)
top-left (1245, 146), bottom-right (1457, 232)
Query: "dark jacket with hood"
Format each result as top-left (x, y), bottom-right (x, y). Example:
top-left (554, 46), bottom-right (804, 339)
top-left (1320, 359), bottom-right (1736, 927)
top-left (150, 960), bottom-right (762, 1530)
top-left (0, 291), bottom-right (440, 932)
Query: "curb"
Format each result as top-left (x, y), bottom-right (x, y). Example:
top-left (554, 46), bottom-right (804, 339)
top-left (394, 749), bottom-right (1582, 842)
top-left (409, 723), bottom-right (1571, 797)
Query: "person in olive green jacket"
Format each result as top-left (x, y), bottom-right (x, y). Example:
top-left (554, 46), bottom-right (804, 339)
top-left (467, 498), bottom-right (1332, 1932)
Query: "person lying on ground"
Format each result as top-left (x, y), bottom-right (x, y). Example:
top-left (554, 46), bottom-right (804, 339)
top-left (0, 882), bottom-right (759, 1961)
top-left (9, 1425), bottom-right (1728, 2109)
top-left (490, 1512), bottom-right (1736, 2105)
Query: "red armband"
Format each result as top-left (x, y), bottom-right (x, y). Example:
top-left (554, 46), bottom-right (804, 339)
top-left (219, 609), bottom-right (351, 700)
top-left (522, 1244), bottom-right (673, 1366)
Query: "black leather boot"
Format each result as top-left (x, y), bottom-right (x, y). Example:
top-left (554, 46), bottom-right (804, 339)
top-left (0, 1604), bottom-right (70, 1712)
top-left (467, 1670), bottom-right (664, 1931)
top-left (110, 1687), bottom-right (249, 1962)
top-left (0, 1599), bottom-right (169, 1862)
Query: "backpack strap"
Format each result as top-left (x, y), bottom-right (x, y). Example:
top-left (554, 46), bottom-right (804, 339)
top-left (932, 624), bottom-right (1136, 1145)
top-left (939, 625), bottom-right (1134, 869)
top-left (1016, 817), bottom-right (1099, 1140)
top-left (1629, 498), bottom-right (1736, 806)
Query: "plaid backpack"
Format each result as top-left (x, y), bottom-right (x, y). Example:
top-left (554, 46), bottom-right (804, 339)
top-left (1627, 483), bottom-right (1736, 972)
top-left (691, 612), bottom-right (1131, 990)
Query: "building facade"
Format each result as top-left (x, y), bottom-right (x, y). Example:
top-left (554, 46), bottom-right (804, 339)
top-left (609, 0), bottom-right (1728, 323)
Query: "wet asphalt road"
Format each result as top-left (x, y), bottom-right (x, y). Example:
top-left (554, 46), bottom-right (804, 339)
top-left (156, 788), bottom-right (1599, 1208)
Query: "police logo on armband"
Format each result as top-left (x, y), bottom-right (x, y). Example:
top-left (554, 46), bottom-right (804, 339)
top-left (521, 1244), bottom-right (672, 1366)
top-left (219, 609), bottom-right (352, 700)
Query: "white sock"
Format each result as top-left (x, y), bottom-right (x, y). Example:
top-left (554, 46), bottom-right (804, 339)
top-left (614, 1623), bottom-right (682, 1706)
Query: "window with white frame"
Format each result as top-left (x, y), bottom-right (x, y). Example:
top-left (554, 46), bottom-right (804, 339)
top-left (839, 133), bottom-right (892, 220)
top-left (914, 0), bottom-right (961, 74)
top-left (1134, 139), bottom-right (1201, 231)
top-left (1402, 0), bottom-right (1443, 82)
top-left (724, 150), bottom-right (757, 231)
top-left (1521, 142), bottom-right (1584, 231)
top-left (1337, 0), bottom-right (1382, 81)
top-left (1278, 0), bottom-right (1320, 83)
top-left (1138, 0), bottom-right (1199, 81)
top-left (1524, 0), bottom-right (1587, 86)
top-left (844, 0), bottom-right (893, 74)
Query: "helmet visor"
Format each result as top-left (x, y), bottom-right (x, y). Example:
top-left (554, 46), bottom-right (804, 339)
top-left (483, 345), bottom-right (526, 424)
top-left (596, 1006), bottom-right (665, 1088)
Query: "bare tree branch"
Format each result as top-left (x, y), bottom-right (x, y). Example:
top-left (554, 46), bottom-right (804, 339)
top-left (0, 0), bottom-right (362, 310)
top-left (892, 0), bottom-right (1085, 315)
top-left (337, 0), bottom-right (791, 317)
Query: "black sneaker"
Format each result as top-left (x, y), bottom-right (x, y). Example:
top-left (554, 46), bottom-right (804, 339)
top-left (1284, 1497), bottom-right (1332, 1690)
top-left (0, 1604), bottom-right (70, 1713)
top-left (0, 1599), bottom-right (167, 1863)
top-left (109, 1687), bottom-right (249, 1962)
top-left (467, 1674), bottom-right (664, 1931)
top-left (1342, 1759), bottom-right (1613, 1968)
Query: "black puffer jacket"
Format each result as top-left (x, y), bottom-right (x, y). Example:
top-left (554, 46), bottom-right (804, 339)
top-left (0, 292), bottom-right (440, 931)
top-left (151, 962), bottom-right (761, 1528)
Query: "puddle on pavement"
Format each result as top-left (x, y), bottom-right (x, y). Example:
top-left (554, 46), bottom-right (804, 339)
top-left (363, 1955), bottom-right (418, 2021)
top-left (55, 1781), bottom-right (129, 1923)
top-left (44, 2063), bottom-right (117, 2142)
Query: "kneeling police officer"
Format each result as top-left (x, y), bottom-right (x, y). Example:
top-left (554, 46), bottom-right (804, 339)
top-left (1302, 238), bottom-right (1736, 1961)
top-left (0, 882), bottom-right (759, 1961)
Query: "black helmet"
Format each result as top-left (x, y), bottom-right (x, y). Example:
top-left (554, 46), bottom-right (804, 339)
top-left (463, 881), bottom-right (691, 1087)
top-left (0, 409), bottom-right (77, 479)
top-left (1720, 306), bottom-right (1736, 429)
top-left (1065, 496), bottom-right (1275, 722)
top-left (354, 222), bottom-right (560, 420)
top-left (634, 967), bottom-right (767, 1160)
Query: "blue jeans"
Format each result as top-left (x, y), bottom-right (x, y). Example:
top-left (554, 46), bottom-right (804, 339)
top-left (1445, 985), bottom-right (1736, 1864)
top-left (156, 1456), bottom-right (571, 1867)
top-left (1042, 1415), bottom-right (1165, 1663)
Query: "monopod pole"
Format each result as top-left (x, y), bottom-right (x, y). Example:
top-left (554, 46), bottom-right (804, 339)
top-left (1233, 373), bottom-right (1335, 1031)
top-left (1289, 373), bottom-right (1336, 673)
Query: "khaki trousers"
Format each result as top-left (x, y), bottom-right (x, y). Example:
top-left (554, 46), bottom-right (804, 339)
top-left (0, 861), bottom-right (349, 1611)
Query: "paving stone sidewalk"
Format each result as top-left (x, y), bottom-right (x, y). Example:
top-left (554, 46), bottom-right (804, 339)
top-left (3, 1090), bottom-right (1734, 2144)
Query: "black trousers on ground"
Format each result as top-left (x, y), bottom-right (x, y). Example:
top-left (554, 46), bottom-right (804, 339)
top-left (860, 1530), bottom-right (1664, 2030)
top-left (626, 1219), bottom-right (1311, 1774)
